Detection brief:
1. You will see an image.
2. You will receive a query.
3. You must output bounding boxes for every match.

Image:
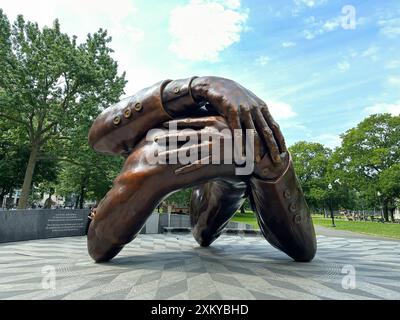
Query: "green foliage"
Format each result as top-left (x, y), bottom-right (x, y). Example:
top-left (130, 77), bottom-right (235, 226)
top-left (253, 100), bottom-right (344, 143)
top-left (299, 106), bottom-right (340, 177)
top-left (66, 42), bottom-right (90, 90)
top-left (166, 188), bottom-right (193, 208)
top-left (0, 10), bottom-right (126, 207)
top-left (0, 122), bottom-right (58, 200)
top-left (289, 141), bottom-right (332, 209)
top-left (331, 114), bottom-right (400, 219)
top-left (289, 114), bottom-right (400, 217)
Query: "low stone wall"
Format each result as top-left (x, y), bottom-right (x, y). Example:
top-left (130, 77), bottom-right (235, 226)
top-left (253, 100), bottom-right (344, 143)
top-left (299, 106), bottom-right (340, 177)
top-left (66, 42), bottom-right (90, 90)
top-left (0, 209), bottom-right (89, 243)
top-left (156, 213), bottom-right (255, 233)
top-left (158, 213), bottom-right (191, 232)
top-left (0, 210), bottom-right (255, 243)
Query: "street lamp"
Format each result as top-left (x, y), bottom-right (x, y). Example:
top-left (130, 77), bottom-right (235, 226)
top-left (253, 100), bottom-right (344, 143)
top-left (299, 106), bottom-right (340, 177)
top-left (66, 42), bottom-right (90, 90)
top-left (377, 191), bottom-right (384, 221)
top-left (328, 183), bottom-right (336, 227)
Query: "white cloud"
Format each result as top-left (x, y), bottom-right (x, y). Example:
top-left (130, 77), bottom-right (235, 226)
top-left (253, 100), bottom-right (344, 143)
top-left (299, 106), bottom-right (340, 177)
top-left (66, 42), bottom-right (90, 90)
top-left (292, 0), bottom-right (327, 16)
top-left (303, 30), bottom-right (316, 40)
top-left (378, 18), bottom-right (400, 38)
top-left (0, 0), bottom-right (139, 41)
top-left (387, 76), bottom-right (400, 87)
top-left (266, 101), bottom-right (297, 120)
top-left (312, 134), bottom-right (341, 149)
top-left (0, 0), bottom-right (149, 94)
top-left (364, 102), bottom-right (400, 116)
top-left (360, 46), bottom-right (379, 61)
top-left (302, 15), bottom-right (351, 40)
top-left (282, 41), bottom-right (296, 48)
top-left (322, 16), bottom-right (342, 32)
top-left (385, 59), bottom-right (400, 70)
top-left (168, 0), bottom-right (248, 61)
top-left (256, 55), bottom-right (270, 66)
top-left (337, 61), bottom-right (350, 72)
top-left (294, 0), bottom-right (327, 9)
top-left (224, 0), bottom-right (241, 9)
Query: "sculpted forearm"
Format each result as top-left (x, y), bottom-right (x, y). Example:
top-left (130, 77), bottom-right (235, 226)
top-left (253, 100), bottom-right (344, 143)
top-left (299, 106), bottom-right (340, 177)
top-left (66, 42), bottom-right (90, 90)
top-left (88, 77), bottom-right (201, 156)
top-left (87, 168), bottom-right (162, 262)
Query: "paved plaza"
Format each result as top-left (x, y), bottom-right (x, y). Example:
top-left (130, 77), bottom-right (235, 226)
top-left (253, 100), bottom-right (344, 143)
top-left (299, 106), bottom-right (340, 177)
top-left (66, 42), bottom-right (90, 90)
top-left (0, 232), bottom-right (399, 300)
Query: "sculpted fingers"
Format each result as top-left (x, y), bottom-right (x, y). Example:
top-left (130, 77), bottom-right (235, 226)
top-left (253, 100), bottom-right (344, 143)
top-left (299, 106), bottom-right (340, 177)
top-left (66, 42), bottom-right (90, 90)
top-left (227, 105), bottom-right (245, 163)
top-left (154, 130), bottom-right (226, 146)
top-left (260, 105), bottom-right (287, 154)
top-left (163, 117), bottom-right (216, 129)
top-left (251, 107), bottom-right (281, 164)
top-left (241, 88), bottom-right (288, 155)
top-left (162, 116), bottom-right (228, 131)
top-left (241, 107), bottom-right (262, 164)
top-left (157, 141), bottom-right (213, 162)
top-left (174, 155), bottom-right (212, 175)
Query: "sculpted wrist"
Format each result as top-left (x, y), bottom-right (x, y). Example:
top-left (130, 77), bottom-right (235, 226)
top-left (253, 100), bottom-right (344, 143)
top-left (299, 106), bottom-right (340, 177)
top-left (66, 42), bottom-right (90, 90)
top-left (161, 76), bottom-right (199, 117)
top-left (253, 153), bottom-right (291, 181)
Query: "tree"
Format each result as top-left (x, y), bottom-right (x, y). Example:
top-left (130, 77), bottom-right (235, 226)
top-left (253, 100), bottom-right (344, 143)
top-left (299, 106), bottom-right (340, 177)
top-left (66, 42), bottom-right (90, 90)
top-left (0, 120), bottom-right (58, 207)
top-left (166, 189), bottom-right (193, 209)
top-left (378, 163), bottom-right (400, 221)
top-left (57, 152), bottom-right (123, 208)
top-left (332, 114), bottom-right (400, 221)
top-left (0, 10), bottom-right (126, 208)
top-left (289, 141), bottom-right (332, 211)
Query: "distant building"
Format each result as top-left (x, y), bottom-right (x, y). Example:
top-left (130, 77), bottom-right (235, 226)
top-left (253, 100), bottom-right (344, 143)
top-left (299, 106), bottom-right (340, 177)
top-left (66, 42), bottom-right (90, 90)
top-left (1, 189), bottom-right (65, 209)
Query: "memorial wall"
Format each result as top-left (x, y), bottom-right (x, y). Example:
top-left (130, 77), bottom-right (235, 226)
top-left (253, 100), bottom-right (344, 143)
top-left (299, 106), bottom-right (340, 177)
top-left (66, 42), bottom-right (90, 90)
top-left (0, 209), bottom-right (89, 243)
top-left (0, 210), bottom-right (255, 243)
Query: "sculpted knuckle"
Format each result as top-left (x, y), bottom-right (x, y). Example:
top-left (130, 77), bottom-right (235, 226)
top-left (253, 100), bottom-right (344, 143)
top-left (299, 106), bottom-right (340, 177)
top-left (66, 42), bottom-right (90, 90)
top-left (263, 128), bottom-right (273, 136)
top-left (240, 104), bottom-right (250, 114)
top-left (230, 106), bottom-right (239, 116)
top-left (272, 122), bottom-right (280, 130)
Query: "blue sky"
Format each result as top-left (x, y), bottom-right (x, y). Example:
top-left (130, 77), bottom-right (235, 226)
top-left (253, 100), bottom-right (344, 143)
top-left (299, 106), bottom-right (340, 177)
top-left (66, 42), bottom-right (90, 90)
top-left (1, 0), bottom-right (399, 148)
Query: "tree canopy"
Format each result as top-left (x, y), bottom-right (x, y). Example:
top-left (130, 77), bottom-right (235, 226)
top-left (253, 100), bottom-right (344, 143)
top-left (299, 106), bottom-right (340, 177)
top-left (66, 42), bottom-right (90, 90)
top-left (0, 10), bottom-right (126, 208)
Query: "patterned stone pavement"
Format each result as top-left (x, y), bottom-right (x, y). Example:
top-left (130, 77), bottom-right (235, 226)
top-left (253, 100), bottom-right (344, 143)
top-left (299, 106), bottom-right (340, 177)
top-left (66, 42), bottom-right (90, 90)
top-left (0, 234), bottom-right (399, 300)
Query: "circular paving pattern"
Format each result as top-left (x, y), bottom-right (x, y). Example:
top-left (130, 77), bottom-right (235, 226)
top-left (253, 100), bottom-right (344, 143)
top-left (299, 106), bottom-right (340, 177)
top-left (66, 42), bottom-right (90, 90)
top-left (0, 234), bottom-right (399, 300)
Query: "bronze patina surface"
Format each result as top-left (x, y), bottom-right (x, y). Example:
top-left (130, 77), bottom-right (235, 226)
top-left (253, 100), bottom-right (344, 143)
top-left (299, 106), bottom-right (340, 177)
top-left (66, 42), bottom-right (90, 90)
top-left (87, 76), bottom-right (317, 263)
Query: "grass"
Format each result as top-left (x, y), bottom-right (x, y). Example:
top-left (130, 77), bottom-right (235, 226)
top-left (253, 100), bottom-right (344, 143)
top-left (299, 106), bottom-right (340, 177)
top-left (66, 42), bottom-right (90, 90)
top-left (231, 213), bottom-right (259, 229)
top-left (231, 212), bottom-right (400, 239)
top-left (312, 216), bottom-right (400, 239)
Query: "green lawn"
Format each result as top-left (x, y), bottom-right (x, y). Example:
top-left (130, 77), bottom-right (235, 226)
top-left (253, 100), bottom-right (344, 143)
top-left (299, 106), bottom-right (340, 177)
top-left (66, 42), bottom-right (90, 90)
top-left (231, 213), bottom-right (259, 228)
top-left (232, 213), bottom-right (400, 239)
top-left (312, 216), bottom-right (400, 239)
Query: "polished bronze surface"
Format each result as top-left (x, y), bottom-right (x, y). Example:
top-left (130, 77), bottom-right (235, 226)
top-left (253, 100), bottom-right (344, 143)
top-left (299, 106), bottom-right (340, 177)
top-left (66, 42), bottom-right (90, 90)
top-left (87, 76), bottom-right (317, 263)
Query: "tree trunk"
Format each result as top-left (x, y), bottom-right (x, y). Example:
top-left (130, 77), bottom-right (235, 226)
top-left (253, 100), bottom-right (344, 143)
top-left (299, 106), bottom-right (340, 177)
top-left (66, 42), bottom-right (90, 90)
top-left (74, 195), bottom-right (80, 209)
top-left (0, 187), bottom-right (9, 208)
top-left (79, 189), bottom-right (85, 209)
top-left (18, 144), bottom-right (39, 209)
top-left (389, 208), bottom-right (395, 222)
top-left (78, 176), bottom-right (88, 209)
top-left (383, 200), bottom-right (389, 222)
top-left (0, 191), bottom-right (5, 208)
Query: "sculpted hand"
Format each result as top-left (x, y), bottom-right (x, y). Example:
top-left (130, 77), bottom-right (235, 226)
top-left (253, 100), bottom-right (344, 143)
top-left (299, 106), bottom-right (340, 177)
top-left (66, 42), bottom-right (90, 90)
top-left (157, 112), bottom-right (289, 180)
top-left (155, 116), bottom-right (234, 175)
top-left (244, 100), bottom-right (290, 180)
top-left (191, 77), bottom-right (287, 169)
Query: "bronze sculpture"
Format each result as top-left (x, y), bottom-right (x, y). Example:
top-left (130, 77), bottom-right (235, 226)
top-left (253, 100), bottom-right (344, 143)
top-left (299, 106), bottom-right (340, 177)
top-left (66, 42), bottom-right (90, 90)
top-left (87, 76), bottom-right (317, 263)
